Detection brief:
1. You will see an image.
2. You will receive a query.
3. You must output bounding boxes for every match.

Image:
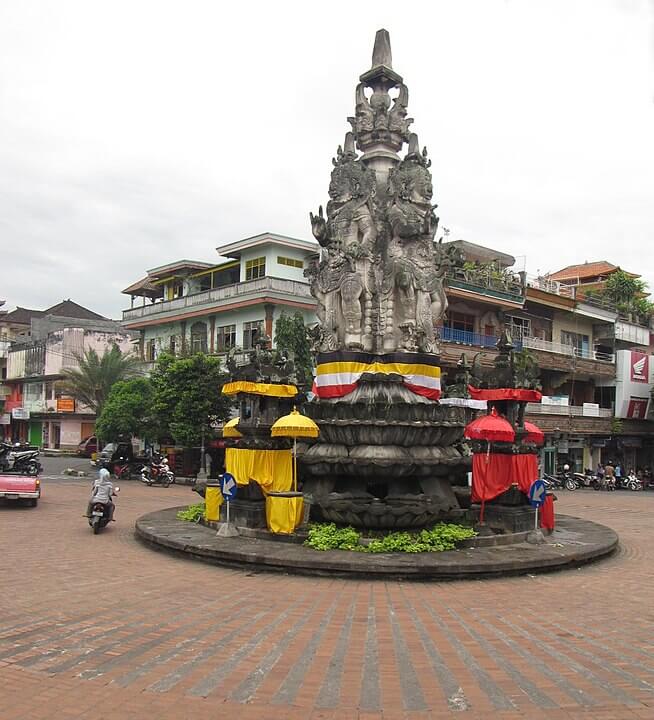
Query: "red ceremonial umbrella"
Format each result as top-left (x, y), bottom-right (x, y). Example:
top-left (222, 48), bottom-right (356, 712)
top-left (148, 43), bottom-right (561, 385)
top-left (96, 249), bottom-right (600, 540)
top-left (464, 407), bottom-right (515, 525)
top-left (523, 420), bottom-right (544, 446)
top-left (464, 406), bottom-right (516, 443)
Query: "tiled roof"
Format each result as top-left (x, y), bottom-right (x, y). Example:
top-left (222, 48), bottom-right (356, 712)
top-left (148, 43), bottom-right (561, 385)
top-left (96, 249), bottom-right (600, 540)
top-left (548, 261), bottom-right (620, 282)
top-left (1, 306), bottom-right (44, 325)
top-left (121, 276), bottom-right (164, 297)
top-left (43, 300), bottom-right (107, 320)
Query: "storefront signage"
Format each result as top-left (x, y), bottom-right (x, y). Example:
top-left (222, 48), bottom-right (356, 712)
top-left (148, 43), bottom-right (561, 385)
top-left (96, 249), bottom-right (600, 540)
top-left (582, 403), bottom-right (600, 417)
top-left (541, 396), bottom-right (569, 406)
top-left (630, 351), bottom-right (649, 383)
top-left (11, 407), bottom-right (30, 420)
top-left (56, 397), bottom-right (75, 413)
top-left (615, 350), bottom-right (653, 419)
top-left (626, 397), bottom-right (649, 419)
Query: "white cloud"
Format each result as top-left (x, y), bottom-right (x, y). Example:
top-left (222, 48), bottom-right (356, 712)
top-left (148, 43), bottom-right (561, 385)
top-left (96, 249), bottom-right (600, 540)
top-left (1, 0), bottom-right (653, 317)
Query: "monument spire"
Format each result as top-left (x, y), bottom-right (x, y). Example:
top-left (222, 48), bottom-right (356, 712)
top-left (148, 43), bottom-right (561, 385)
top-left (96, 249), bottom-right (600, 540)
top-left (371, 28), bottom-right (393, 69)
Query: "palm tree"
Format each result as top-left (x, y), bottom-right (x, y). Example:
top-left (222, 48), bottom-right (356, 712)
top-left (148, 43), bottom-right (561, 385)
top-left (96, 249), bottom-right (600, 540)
top-left (60, 345), bottom-right (142, 418)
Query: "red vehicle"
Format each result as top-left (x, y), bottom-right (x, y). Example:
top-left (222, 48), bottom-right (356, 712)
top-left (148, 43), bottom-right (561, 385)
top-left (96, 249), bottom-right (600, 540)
top-left (0, 474), bottom-right (41, 507)
top-left (77, 436), bottom-right (98, 457)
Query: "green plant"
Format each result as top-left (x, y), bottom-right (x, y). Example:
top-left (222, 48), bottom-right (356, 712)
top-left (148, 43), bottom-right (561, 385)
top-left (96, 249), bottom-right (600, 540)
top-left (611, 417), bottom-right (623, 434)
top-left (304, 523), bottom-right (362, 551)
top-left (274, 311), bottom-right (314, 387)
top-left (304, 522), bottom-right (476, 553)
top-left (96, 377), bottom-right (155, 442)
top-left (365, 524), bottom-right (477, 553)
top-left (177, 503), bottom-right (205, 523)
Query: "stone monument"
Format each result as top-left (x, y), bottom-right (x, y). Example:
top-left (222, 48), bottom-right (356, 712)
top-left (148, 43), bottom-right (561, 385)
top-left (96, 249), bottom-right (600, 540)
top-left (301, 30), bottom-right (471, 529)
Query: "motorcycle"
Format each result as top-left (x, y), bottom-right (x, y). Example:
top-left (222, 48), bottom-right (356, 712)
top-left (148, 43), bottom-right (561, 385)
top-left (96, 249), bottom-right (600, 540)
top-left (543, 472), bottom-right (576, 492)
top-left (88, 486), bottom-right (119, 534)
top-left (573, 470), bottom-right (599, 490)
top-left (617, 473), bottom-right (642, 491)
top-left (113, 461), bottom-right (143, 482)
top-left (140, 456), bottom-right (175, 487)
top-left (594, 475), bottom-right (616, 491)
top-left (0, 443), bottom-right (43, 476)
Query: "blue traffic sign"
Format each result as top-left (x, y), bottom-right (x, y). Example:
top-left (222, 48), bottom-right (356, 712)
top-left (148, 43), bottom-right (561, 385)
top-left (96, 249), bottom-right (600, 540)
top-left (220, 472), bottom-right (237, 501)
top-left (528, 479), bottom-right (546, 508)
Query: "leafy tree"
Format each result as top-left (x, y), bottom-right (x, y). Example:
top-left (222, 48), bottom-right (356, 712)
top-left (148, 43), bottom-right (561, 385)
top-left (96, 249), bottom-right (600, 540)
top-left (96, 377), bottom-right (155, 442)
top-left (274, 311), bottom-right (314, 387)
top-left (60, 345), bottom-right (141, 417)
top-left (149, 352), bottom-right (233, 447)
top-left (603, 270), bottom-right (646, 306)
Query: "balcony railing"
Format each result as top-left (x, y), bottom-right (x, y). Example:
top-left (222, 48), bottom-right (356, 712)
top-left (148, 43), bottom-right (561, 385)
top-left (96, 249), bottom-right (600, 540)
top-left (444, 269), bottom-right (525, 302)
top-left (123, 277), bottom-right (314, 322)
top-left (521, 336), bottom-right (614, 363)
top-left (525, 275), bottom-right (574, 298)
top-left (0, 339), bottom-right (11, 358)
top-left (526, 402), bottom-right (613, 418)
top-left (438, 326), bottom-right (522, 350)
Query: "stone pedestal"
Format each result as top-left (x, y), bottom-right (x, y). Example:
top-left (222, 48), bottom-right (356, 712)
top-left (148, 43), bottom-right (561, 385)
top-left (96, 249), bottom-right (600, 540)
top-left (473, 504), bottom-right (536, 534)
top-left (220, 498), bottom-right (267, 529)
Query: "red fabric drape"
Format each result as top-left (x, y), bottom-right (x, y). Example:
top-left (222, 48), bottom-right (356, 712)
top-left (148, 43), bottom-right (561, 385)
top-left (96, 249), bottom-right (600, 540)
top-left (471, 453), bottom-right (539, 502)
top-left (468, 386), bottom-right (543, 402)
top-left (539, 494), bottom-right (555, 530)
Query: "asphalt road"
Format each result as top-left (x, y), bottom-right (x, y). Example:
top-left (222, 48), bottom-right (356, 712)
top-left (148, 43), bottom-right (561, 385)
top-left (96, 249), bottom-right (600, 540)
top-left (1, 481), bottom-right (654, 719)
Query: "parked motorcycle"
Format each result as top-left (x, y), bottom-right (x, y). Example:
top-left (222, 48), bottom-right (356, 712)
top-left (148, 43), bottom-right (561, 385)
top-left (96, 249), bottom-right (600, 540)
top-left (113, 461), bottom-right (144, 482)
top-left (0, 443), bottom-right (43, 476)
top-left (573, 470), bottom-right (600, 490)
top-left (543, 471), bottom-right (576, 492)
top-left (617, 473), bottom-right (643, 491)
top-left (140, 456), bottom-right (175, 487)
top-left (88, 486), bottom-right (120, 534)
top-left (594, 475), bottom-right (616, 491)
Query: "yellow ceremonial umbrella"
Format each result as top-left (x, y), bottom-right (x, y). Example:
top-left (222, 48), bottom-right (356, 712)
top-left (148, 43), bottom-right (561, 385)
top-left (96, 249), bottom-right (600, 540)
top-left (222, 417), bottom-right (243, 438)
top-left (271, 407), bottom-right (319, 491)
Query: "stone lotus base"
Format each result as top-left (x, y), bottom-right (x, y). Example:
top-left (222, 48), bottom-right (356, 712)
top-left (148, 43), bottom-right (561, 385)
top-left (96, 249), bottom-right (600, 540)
top-left (135, 508), bottom-right (619, 580)
top-left (314, 493), bottom-right (469, 529)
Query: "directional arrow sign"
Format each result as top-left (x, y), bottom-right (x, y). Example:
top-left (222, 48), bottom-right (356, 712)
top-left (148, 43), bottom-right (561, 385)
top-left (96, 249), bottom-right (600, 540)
top-left (220, 472), bottom-right (238, 501)
top-left (528, 479), bottom-right (546, 508)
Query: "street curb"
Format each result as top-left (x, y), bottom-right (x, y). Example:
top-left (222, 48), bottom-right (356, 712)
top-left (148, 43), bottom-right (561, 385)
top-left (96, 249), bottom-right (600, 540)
top-left (135, 507), bottom-right (619, 580)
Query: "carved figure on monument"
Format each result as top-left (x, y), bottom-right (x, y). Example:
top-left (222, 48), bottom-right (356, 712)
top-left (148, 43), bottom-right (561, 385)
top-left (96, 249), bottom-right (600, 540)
top-left (308, 133), bottom-right (377, 351)
top-left (381, 135), bottom-right (446, 352)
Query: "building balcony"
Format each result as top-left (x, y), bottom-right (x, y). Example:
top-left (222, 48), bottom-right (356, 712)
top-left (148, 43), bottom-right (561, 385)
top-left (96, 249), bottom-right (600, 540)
top-left (525, 402), bottom-right (613, 418)
top-left (594, 319), bottom-right (650, 347)
top-left (122, 277), bottom-right (315, 324)
top-left (0, 339), bottom-right (11, 359)
top-left (521, 336), bottom-right (614, 363)
top-left (444, 269), bottom-right (525, 304)
top-left (438, 326), bottom-right (522, 350)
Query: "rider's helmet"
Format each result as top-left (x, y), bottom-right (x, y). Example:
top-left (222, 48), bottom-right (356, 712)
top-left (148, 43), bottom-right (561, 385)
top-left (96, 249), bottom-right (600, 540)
top-left (99, 467), bottom-right (111, 481)
top-left (563, 464), bottom-right (570, 472)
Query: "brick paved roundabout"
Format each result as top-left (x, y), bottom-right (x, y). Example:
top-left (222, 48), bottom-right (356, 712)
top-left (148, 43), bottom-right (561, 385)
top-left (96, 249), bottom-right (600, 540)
top-left (2, 480), bottom-right (654, 719)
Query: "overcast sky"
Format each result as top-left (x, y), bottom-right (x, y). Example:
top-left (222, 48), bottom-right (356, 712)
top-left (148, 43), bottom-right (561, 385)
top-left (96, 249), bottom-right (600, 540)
top-left (1, 0), bottom-right (653, 319)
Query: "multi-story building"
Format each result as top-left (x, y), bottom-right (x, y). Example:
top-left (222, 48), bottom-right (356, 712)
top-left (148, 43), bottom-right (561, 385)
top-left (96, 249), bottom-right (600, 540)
top-left (3, 301), bottom-right (134, 450)
top-left (122, 233), bottom-right (654, 473)
top-left (121, 232), bottom-right (319, 366)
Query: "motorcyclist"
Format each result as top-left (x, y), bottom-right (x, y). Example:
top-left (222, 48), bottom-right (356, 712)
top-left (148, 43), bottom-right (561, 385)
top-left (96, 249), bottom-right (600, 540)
top-left (85, 465), bottom-right (116, 521)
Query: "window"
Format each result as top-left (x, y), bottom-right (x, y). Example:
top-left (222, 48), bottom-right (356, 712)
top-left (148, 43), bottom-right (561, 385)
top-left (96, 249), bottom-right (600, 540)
top-left (277, 256), bottom-right (303, 269)
top-left (190, 322), bottom-right (208, 354)
top-left (145, 340), bottom-right (156, 362)
top-left (507, 316), bottom-right (531, 340)
top-left (198, 274), bottom-right (212, 292)
top-left (212, 266), bottom-right (240, 288)
top-left (561, 330), bottom-right (590, 357)
top-left (446, 312), bottom-right (475, 333)
top-left (45, 382), bottom-right (55, 401)
top-left (245, 257), bottom-right (266, 280)
top-left (243, 320), bottom-right (264, 349)
top-left (216, 324), bottom-right (236, 351)
top-left (171, 280), bottom-right (184, 299)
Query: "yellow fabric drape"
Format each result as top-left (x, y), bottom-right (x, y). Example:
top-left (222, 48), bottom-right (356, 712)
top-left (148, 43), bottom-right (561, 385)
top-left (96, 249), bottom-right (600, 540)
top-left (222, 381), bottom-right (298, 398)
top-left (205, 486), bottom-right (223, 521)
top-left (225, 448), bottom-right (293, 492)
top-left (265, 496), bottom-right (304, 534)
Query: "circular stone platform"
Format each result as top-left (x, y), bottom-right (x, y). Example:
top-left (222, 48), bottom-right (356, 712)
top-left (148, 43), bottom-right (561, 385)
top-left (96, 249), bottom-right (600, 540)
top-left (135, 507), bottom-right (618, 579)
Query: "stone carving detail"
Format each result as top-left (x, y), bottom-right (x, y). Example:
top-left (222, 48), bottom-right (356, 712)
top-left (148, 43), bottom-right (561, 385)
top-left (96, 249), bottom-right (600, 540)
top-left (308, 37), bottom-right (451, 354)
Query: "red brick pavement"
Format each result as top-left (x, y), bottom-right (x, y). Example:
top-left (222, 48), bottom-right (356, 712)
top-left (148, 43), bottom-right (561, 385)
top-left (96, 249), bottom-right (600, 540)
top-left (1, 480), bottom-right (654, 719)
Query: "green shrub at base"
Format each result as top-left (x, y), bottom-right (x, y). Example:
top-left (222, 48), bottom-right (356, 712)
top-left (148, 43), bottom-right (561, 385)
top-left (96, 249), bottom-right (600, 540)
top-left (177, 503), bottom-right (205, 523)
top-left (304, 522), bottom-right (476, 553)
